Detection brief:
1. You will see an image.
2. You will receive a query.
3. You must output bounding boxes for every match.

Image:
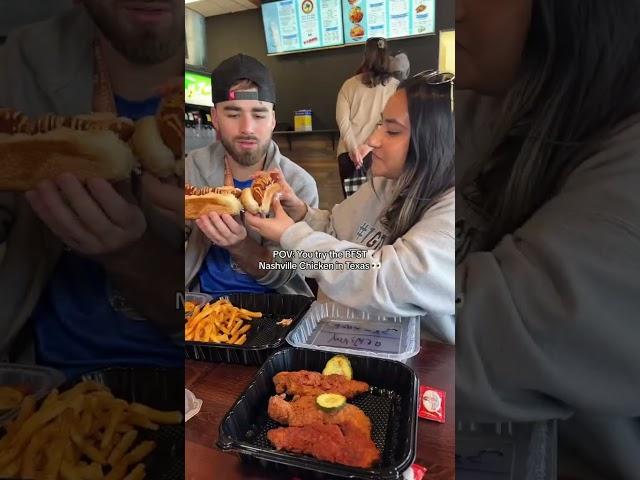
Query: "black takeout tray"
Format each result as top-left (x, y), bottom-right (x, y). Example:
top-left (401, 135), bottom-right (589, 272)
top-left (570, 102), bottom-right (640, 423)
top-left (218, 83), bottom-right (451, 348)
top-left (217, 347), bottom-right (419, 479)
top-left (185, 293), bottom-right (313, 366)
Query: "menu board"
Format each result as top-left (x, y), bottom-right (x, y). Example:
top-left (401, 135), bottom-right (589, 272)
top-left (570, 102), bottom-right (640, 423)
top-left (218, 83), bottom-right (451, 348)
top-left (262, 0), bottom-right (345, 55)
top-left (185, 71), bottom-right (212, 107)
top-left (342, 0), bottom-right (435, 44)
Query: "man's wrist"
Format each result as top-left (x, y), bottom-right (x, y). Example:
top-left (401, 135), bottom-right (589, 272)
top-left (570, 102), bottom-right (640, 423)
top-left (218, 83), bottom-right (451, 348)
top-left (226, 236), bottom-right (250, 256)
top-left (294, 202), bottom-right (308, 222)
top-left (91, 234), bottom-right (147, 271)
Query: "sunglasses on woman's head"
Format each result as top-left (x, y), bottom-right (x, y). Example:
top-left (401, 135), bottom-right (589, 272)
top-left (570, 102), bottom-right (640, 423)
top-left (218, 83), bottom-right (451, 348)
top-left (413, 70), bottom-right (455, 85)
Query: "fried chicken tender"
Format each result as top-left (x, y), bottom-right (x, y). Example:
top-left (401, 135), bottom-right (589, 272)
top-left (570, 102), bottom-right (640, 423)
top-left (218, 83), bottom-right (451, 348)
top-left (268, 394), bottom-right (372, 436)
top-left (267, 423), bottom-right (380, 469)
top-left (273, 371), bottom-right (369, 399)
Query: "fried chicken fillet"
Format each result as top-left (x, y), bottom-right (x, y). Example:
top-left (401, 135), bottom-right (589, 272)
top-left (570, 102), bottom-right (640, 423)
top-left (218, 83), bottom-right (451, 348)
top-left (273, 371), bottom-right (369, 398)
top-left (268, 394), bottom-right (372, 436)
top-left (267, 423), bottom-right (380, 469)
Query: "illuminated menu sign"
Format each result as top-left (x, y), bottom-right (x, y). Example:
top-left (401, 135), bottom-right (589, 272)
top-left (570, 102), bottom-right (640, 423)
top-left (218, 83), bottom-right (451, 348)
top-left (342, 0), bottom-right (435, 44)
top-left (262, 0), bottom-right (345, 54)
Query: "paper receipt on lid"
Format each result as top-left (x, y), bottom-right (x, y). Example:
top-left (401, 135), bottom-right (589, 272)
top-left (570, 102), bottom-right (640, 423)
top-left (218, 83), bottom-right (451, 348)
top-left (418, 385), bottom-right (446, 423)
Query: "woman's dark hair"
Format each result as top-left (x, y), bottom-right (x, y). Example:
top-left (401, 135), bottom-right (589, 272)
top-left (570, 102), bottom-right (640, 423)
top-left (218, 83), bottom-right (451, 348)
top-left (465, 0), bottom-right (640, 248)
top-left (377, 75), bottom-right (455, 244)
top-left (357, 37), bottom-right (393, 87)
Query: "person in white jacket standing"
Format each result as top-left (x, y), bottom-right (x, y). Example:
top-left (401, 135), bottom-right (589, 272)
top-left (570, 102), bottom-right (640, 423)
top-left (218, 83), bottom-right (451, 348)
top-left (247, 73), bottom-right (455, 343)
top-left (336, 37), bottom-right (400, 197)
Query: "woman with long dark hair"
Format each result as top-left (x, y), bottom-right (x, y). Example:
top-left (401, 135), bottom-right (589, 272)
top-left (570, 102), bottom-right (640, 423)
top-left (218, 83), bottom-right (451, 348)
top-left (456, 0), bottom-right (640, 477)
top-left (336, 37), bottom-right (399, 197)
top-left (247, 74), bottom-right (455, 342)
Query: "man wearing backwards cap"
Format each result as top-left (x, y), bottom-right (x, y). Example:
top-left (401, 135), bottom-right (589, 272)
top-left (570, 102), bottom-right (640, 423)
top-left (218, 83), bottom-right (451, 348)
top-left (185, 54), bottom-right (319, 296)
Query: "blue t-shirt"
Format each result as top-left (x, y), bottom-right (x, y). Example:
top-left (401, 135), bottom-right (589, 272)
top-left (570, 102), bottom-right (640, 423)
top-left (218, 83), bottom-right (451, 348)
top-left (198, 178), bottom-right (276, 296)
top-left (33, 96), bottom-right (182, 378)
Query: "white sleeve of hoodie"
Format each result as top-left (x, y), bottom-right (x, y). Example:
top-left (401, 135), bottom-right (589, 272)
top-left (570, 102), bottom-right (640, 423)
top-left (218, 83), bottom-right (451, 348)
top-left (336, 80), bottom-right (358, 153)
top-left (456, 119), bottom-right (640, 422)
top-left (280, 193), bottom-right (455, 323)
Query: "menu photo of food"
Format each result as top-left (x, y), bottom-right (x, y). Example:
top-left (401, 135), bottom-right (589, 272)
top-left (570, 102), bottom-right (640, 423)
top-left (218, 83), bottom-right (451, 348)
top-left (412, 0), bottom-right (435, 36)
top-left (350, 24), bottom-right (365, 40)
top-left (349, 5), bottom-right (364, 23)
top-left (301, 0), bottom-right (314, 15)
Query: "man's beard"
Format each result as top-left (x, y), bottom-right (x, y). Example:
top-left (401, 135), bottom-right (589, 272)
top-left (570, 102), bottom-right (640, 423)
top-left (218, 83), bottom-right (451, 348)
top-left (83, 0), bottom-right (183, 65)
top-left (220, 136), bottom-right (271, 167)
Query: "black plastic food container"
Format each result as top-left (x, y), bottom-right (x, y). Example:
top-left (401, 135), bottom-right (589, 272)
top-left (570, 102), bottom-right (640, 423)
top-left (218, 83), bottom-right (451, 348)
top-left (217, 347), bottom-right (419, 479)
top-left (185, 293), bottom-right (313, 366)
top-left (71, 367), bottom-right (184, 480)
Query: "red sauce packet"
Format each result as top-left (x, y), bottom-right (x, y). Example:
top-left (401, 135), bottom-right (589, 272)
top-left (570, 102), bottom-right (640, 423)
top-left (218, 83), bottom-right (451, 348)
top-left (403, 463), bottom-right (428, 480)
top-left (418, 385), bottom-right (446, 423)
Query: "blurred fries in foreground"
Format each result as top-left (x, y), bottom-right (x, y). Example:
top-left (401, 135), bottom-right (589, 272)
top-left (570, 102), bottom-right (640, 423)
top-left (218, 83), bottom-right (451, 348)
top-left (0, 380), bottom-right (182, 479)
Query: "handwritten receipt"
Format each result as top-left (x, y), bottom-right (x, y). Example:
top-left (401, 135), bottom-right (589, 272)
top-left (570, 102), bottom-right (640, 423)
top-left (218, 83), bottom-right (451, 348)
top-left (309, 320), bottom-right (402, 354)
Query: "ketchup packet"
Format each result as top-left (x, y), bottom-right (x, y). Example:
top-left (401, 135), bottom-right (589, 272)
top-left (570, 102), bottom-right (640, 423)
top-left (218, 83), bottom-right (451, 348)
top-left (403, 463), bottom-right (428, 480)
top-left (418, 385), bottom-right (446, 423)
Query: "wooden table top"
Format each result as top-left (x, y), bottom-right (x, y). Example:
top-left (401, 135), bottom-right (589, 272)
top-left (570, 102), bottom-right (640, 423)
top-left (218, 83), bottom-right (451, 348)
top-left (185, 340), bottom-right (455, 480)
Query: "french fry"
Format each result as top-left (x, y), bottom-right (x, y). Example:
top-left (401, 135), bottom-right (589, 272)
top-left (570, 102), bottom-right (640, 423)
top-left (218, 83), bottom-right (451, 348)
top-left (80, 408), bottom-right (93, 436)
top-left (237, 324), bottom-right (251, 335)
top-left (106, 441), bottom-right (155, 480)
top-left (129, 403), bottom-right (183, 424)
top-left (115, 423), bottom-right (136, 433)
top-left (59, 380), bottom-right (106, 402)
top-left (240, 308), bottom-right (262, 318)
top-left (0, 395), bottom-right (35, 451)
top-left (60, 461), bottom-right (81, 480)
top-left (235, 334), bottom-right (248, 346)
top-left (101, 399), bottom-right (127, 449)
top-left (125, 412), bottom-right (159, 431)
top-left (0, 458), bottom-right (20, 476)
top-left (108, 430), bottom-right (138, 466)
top-left (125, 440), bottom-right (156, 464)
top-left (124, 463), bottom-right (146, 480)
top-left (41, 388), bottom-right (60, 409)
top-left (71, 429), bottom-right (106, 464)
top-left (20, 425), bottom-right (51, 478)
top-left (185, 300), bottom-right (196, 314)
top-left (42, 434), bottom-right (67, 479)
top-left (63, 461), bottom-right (103, 480)
top-left (228, 331), bottom-right (241, 344)
top-left (104, 459), bottom-right (128, 480)
top-left (101, 431), bottom-right (122, 460)
top-left (63, 439), bottom-right (81, 465)
top-left (230, 319), bottom-right (243, 334)
top-left (81, 462), bottom-right (104, 480)
top-left (0, 386), bottom-right (24, 410)
top-left (42, 408), bottom-right (74, 479)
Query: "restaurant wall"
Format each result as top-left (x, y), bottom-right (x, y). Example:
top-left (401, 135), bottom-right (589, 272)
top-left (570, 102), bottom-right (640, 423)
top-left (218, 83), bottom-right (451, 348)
top-left (205, 1), bottom-right (454, 130)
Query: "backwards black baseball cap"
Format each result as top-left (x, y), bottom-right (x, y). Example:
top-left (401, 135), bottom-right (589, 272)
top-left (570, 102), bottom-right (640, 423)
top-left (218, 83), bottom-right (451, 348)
top-left (211, 54), bottom-right (276, 105)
